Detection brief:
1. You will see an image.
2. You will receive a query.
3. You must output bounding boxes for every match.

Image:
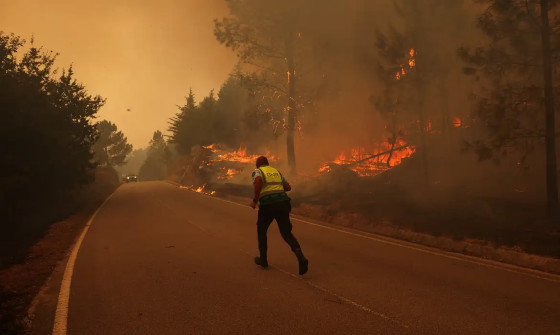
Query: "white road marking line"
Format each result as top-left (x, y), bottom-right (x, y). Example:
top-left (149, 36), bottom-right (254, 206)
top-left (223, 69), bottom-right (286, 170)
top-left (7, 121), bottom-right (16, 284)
top-left (204, 193), bottom-right (560, 284)
top-left (291, 217), bottom-right (560, 283)
top-left (52, 193), bottom-right (115, 335)
top-left (274, 267), bottom-right (410, 329)
top-left (170, 206), bottom-right (410, 329)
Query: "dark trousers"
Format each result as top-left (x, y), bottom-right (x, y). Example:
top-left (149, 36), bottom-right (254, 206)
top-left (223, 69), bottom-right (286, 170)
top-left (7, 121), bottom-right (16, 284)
top-left (257, 200), bottom-right (301, 257)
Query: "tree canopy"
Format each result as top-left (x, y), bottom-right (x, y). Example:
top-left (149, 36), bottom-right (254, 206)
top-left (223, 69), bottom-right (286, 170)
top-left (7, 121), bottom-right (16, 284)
top-left (92, 120), bottom-right (133, 167)
top-left (460, 0), bottom-right (560, 210)
top-left (0, 32), bottom-right (104, 266)
top-left (139, 130), bottom-right (171, 181)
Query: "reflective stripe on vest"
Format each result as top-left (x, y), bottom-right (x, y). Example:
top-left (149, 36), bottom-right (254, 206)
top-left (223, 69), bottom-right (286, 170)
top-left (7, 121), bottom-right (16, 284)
top-left (258, 166), bottom-right (285, 198)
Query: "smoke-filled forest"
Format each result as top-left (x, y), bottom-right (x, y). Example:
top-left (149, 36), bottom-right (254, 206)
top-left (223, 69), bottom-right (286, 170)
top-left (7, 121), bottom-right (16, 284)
top-left (2, 0), bottom-right (560, 264)
top-left (158, 0), bottom-right (560, 257)
top-left (2, 0), bottom-right (560, 333)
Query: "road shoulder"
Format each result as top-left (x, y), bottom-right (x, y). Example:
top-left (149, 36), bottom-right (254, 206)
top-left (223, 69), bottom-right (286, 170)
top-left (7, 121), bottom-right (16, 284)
top-left (203, 188), bottom-right (560, 277)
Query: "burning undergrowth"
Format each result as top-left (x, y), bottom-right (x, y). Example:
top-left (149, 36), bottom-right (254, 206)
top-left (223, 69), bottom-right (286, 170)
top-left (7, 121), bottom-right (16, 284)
top-left (171, 136), bottom-right (415, 193)
top-left (317, 138), bottom-right (416, 177)
top-left (200, 144), bottom-right (278, 181)
top-left (289, 131), bottom-right (560, 259)
top-left (169, 143), bottom-right (280, 194)
top-left (179, 184), bottom-right (216, 196)
top-left (167, 132), bottom-right (560, 259)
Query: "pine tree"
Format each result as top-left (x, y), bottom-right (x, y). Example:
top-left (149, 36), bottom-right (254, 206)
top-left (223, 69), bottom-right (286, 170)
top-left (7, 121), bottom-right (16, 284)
top-left (168, 89), bottom-right (197, 154)
top-left (92, 120), bottom-right (133, 167)
top-left (372, 0), bottom-right (468, 189)
top-left (0, 33), bottom-right (104, 263)
top-left (460, 0), bottom-right (560, 213)
top-left (139, 130), bottom-right (171, 181)
top-left (215, 0), bottom-right (309, 173)
top-left (168, 89), bottom-right (219, 154)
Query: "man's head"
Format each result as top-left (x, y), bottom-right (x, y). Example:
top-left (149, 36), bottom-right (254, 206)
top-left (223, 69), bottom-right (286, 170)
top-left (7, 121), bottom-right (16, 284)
top-left (256, 156), bottom-right (269, 168)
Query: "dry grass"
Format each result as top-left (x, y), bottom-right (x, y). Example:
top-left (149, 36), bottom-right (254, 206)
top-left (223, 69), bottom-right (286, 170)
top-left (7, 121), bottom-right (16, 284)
top-left (292, 202), bottom-right (560, 275)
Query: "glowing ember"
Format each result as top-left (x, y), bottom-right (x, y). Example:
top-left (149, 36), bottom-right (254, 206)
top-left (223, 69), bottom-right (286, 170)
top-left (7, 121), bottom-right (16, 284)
top-left (408, 48), bottom-right (416, 68)
top-left (453, 117), bottom-right (462, 128)
top-left (180, 184), bottom-right (216, 196)
top-left (203, 144), bottom-right (219, 152)
top-left (318, 139), bottom-right (415, 177)
top-left (396, 48), bottom-right (416, 80)
top-left (217, 167), bottom-right (243, 180)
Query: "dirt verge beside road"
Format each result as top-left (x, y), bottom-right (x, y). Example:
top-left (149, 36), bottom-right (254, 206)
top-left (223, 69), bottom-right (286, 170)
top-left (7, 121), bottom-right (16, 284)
top-left (291, 202), bottom-right (560, 275)
top-left (0, 168), bottom-right (119, 334)
top-left (209, 188), bottom-right (560, 276)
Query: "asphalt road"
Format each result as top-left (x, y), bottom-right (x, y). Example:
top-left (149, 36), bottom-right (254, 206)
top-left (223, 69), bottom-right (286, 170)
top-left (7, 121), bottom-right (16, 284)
top-left (61, 181), bottom-right (560, 334)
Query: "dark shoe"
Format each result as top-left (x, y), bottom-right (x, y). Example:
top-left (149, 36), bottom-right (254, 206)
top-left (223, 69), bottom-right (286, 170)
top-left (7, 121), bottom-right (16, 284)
top-left (294, 248), bottom-right (308, 275)
top-left (298, 258), bottom-right (309, 275)
top-left (254, 256), bottom-right (268, 268)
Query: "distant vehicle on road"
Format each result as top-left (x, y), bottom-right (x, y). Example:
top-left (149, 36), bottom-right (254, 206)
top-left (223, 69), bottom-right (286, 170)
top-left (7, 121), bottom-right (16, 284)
top-left (123, 175), bottom-right (138, 183)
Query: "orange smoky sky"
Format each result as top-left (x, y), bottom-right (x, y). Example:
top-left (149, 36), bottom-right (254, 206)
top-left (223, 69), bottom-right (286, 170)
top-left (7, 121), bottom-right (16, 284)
top-left (0, 0), bottom-right (238, 148)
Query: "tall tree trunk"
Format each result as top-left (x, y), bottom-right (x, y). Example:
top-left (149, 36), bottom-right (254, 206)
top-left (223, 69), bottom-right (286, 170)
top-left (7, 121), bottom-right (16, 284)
top-left (386, 113), bottom-right (398, 167)
top-left (286, 29), bottom-right (297, 174)
top-left (103, 143), bottom-right (110, 167)
top-left (411, 0), bottom-right (431, 194)
top-left (540, 0), bottom-right (559, 215)
top-left (417, 104), bottom-right (430, 193)
top-left (438, 78), bottom-right (452, 144)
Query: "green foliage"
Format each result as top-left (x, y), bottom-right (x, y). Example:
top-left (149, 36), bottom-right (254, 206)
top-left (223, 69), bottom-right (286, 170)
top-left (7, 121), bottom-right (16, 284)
top-left (168, 74), bottom-right (275, 153)
top-left (168, 89), bottom-right (214, 154)
top-left (92, 120), bottom-right (133, 167)
top-left (0, 32), bottom-right (104, 266)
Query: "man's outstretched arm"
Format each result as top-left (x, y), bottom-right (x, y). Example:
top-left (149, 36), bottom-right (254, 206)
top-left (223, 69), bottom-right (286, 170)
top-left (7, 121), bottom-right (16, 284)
top-left (283, 175), bottom-right (291, 191)
top-left (250, 176), bottom-right (263, 209)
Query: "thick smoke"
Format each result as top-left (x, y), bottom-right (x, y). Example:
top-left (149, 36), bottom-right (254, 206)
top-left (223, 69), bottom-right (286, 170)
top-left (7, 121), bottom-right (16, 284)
top-left (0, 0), bottom-right (237, 147)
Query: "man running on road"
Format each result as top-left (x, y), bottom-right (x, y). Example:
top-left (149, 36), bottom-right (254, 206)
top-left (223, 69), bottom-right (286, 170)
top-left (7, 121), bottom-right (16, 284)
top-left (250, 156), bottom-right (308, 275)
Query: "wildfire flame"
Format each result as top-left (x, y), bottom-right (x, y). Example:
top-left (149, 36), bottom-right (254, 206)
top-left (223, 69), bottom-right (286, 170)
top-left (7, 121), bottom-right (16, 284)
top-left (180, 184), bottom-right (216, 196)
top-left (396, 48), bottom-right (416, 80)
top-left (408, 48), bottom-right (416, 68)
top-left (214, 146), bottom-right (277, 165)
top-left (202, 144), bottom-right (278, 181)
top-left (217, 167), bottom-right (242, 180)
top-left (318, 139), bottom-right (415, 177)
top-left (203, 143), bottom-right (220, 152)
top-left (453, 117), bottom-right (462, 128)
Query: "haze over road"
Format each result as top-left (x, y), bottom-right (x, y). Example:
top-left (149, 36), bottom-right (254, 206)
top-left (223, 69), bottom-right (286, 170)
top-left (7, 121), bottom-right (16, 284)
top-left (51, 182), bottom-right (560, 334)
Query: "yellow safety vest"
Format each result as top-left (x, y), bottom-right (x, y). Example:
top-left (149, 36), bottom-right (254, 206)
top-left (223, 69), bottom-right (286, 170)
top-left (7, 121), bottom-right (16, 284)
top-left (258, 166), bottom-right (285, 199)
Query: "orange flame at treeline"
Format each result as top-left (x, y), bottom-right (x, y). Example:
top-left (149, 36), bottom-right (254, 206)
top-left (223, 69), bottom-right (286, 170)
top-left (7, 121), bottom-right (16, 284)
top-left (199, 140), bottom-right (416, 180)
top-left (216, 146), bottom-right (277, 164)
top-left (318, 138), bottom-right (416, 177)
top-left (180, 46), bottom-right (469, 189)
top-left (202, 144), bottom-right (278, 180)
